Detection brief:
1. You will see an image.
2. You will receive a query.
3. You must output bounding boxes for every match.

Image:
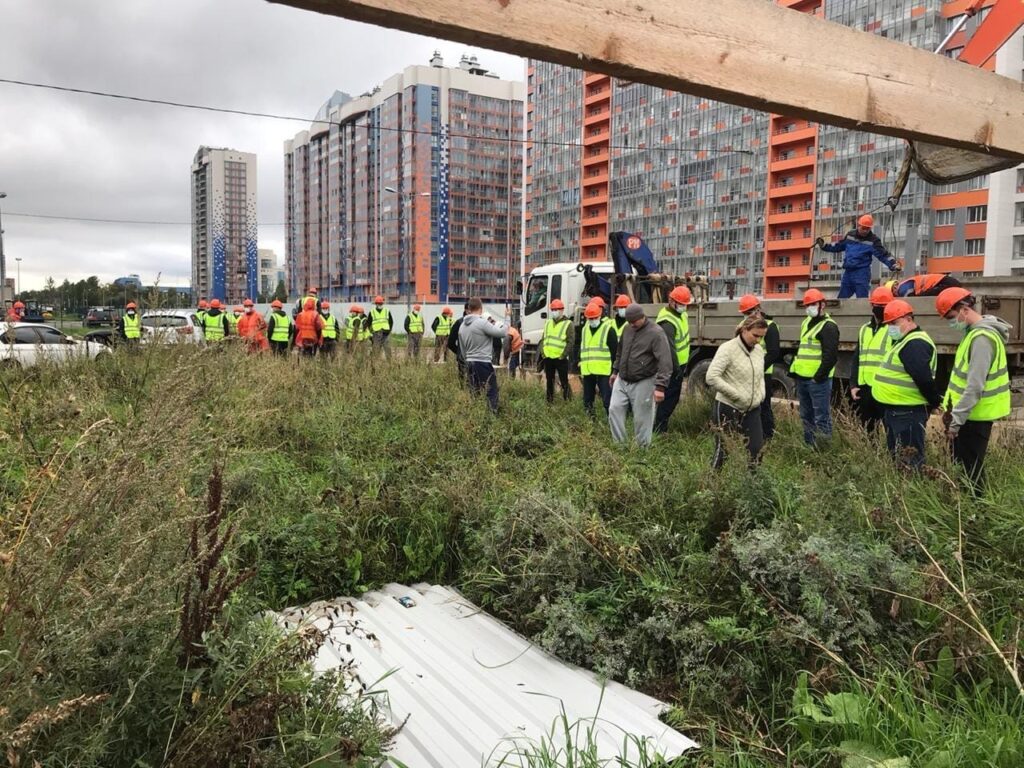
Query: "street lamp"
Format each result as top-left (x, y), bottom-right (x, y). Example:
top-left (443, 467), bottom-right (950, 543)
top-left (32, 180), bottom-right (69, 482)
top-left (15, 257), bottom-right (22, 298)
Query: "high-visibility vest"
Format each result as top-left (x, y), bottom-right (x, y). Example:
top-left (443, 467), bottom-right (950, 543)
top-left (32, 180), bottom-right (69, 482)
top-left (541, 318), bottom-right (570, 359)
top-left (123, 314), bottom-right (142, 339)
top-left (269, 312), bottom-right (291, 343)
top-left (612, 318), bottom-right (627, 339)
top-left (344, 315), bottom-right (358, 341)
top-left (360, 319), bottom-right (371, 342)
top-left (408, 312), bottom-right (424, 333)
top-left (656, 307), bottom-right (690, 366)
top-left (790, 315), bottom-right (838, 378)
top-left (944, 327), bottom-right (1011, 421)
top-left (762, 318), bottom-right (777, 375)
top-left (204, 312), bottom-right (226, 341)
top-left (580, 320), bottom-right (612, 376)
top-left (227, 314), bottom-right (240, 334)
top-left (872, 329), bottom-right (936, 407)
top-left (435, 315), bottom-right (454, 337)
top-left (321, 314), bottom-right (338, 340)
top-left (370, 306), bottom-right (390, 332)
top-left (197, 310), bottom-right (207, 326)
top-left (856, 322), bottom-right (891, 387)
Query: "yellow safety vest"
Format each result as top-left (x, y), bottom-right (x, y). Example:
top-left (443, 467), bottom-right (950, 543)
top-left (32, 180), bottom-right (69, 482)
top-left (790, 315), bottom-right (837, 378)
top-left (227, 314), bottom-right (240, 334)
top-left (580, 320), bottom-right (613, 376)
top-left (541, 318), bottom-right (570, 359)
top-left (344, 316), bottom-right (358, 341)
top-left (944, 327), bottom-right (1011, 421)
top-left (408, 312), bottom-right (424, 333)
top-left (612, 318), bottom-right (627, 340)
top-left (857, 322), bottom-right (891, 387)
top-left (435, 315), bottom-right (454, 336)
top-left (204, 312), bottom-right (226, 342)
top-left (370, 306), bottom-right (390, 332)
top-left (656, 307), bottom-right (691, 366)
top-left (270, 312), bottom-right (291, 343)
top-left (123, 314), bottom-right (142, 339)
top-left (321, 313), bottom-right (338, 340)
top-left (762, 318), bottom-right (777, 375)
top-left (872, 329), bottom-right (936, 407)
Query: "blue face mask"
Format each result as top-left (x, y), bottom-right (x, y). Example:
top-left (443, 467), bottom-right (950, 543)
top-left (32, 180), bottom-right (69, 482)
top-left (948, 318), bottom-right (969, 331)
top-left (887, 324), bottom-right (904, 341)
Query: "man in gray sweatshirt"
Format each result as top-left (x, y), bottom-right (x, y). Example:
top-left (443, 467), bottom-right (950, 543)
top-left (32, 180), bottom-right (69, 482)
top-left (609, 303), bottom-right (674, 447)
top-left (458, 297), bottom-right (508, 413)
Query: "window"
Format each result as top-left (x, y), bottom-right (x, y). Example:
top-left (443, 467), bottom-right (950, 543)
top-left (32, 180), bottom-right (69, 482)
top-left (1015, 202), bottom-right (1024, 226)
top-left (933, 240), bottom-right (954, 258)
top-left (966, 238), bottom-right (985, 255)
top-left (935, 208), bottom-right (954, 225)
top-left (968, 174), bottom-right (989, 190)
top-left (524, 274), bottom-right (548, 315)
top-left (1017, 169), bottom-right (1024, 192)
top-left (1013, 235), bottom-right (1024, 260)
top-left (967, 205), bottom-right (987, 223)
top-left (36, 327), bottom-right (69, 345)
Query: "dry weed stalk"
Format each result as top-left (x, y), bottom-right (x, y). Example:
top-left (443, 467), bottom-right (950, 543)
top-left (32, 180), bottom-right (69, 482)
top-left (5, 693), bottom-right (110, 753)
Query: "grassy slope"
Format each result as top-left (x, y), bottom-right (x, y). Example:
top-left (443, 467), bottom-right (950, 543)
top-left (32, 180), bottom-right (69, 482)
top-left (1, 346), bottom-right (1022, 766)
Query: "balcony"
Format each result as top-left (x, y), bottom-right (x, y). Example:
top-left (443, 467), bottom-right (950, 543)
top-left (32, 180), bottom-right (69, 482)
top-left (584, 72), bottom-right (609, 85)
top-left (582, 150), bottom-right (610, 167)
top-left (765, 263), bottom-right (812, 278)
top-left (767, 181), bottom-right (814, 198)
top-left (584, 129), bottom-right (611, 144)
top-left (767, 208), bottom-right (815, 225)
top-left (580, 234), bottom-right (607, 248)
top-left (771, 125), bottom-right (817, 147)
top-left (584, 110), bottom-right (611, 127)
top-left (770, 153), bottom-right (816, 173)
top-left (766, 236), bottom-right (814, 251)
top-left (584, 88), bottom-right (611, 105)
top-left (582, 172), bottom-right (609, 186)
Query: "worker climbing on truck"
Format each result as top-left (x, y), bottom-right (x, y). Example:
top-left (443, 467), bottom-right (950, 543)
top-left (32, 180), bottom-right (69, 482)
top-left (815, 214), bottom-right (900, 299)
top-left (890, 273), bottom-right (961, 298)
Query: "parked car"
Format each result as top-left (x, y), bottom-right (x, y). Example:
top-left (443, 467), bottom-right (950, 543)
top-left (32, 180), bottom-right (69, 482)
top-left (0, 322), bottom-right (109, 368)
top-left (141, 310), bottom-right (204, 344)
top-left (84, 306), bottom-right (118, 327)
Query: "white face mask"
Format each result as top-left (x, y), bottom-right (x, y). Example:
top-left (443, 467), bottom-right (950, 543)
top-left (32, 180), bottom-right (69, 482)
top-left (588, 319), bottom-right (601, 328)
top-left (616, 308), bottom-right (626, 319)
top-left (552, 310), bottom-right (563, 320)
top-left (805, 304), bottom-right (820, 318)
top-left (245, 308), bottom-right (253, 314)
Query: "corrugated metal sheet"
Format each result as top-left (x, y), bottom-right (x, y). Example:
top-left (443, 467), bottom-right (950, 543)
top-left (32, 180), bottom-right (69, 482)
top-left (278, 583), bottom-right (698, 767)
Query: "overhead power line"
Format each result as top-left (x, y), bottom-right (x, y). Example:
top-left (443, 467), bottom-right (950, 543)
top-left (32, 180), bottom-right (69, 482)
top-left (0, 76), bottom-right (753, 156)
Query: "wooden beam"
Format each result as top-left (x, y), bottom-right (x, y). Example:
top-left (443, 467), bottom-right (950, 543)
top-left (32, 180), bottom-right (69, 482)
top-left (267, 0), bottom-right (1024, 160)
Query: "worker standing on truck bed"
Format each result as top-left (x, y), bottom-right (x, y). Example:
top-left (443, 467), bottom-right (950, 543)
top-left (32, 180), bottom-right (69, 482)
top-left (936, 287), bottom-right (1013, 495)
top-left (789, 289), bottom-right (840, 447)
top-left (873, 300), bottom-right (940, 472)
top-left (654, 286), bottom-right (692, 434)
top-left (579, 302), bottom-right (618, 417)
top-left (609, 303), bottom-right (673, 448)
top-left (737, 294), bottom-right (780, 441)
top-left (540, 299), bottom-right (574, 403)
top-left (706, 315), bottom-right (768, 470)
top-left (815, 214), bottom-right (900, 299)
top-left (849, 287), bottom-right (893, 432)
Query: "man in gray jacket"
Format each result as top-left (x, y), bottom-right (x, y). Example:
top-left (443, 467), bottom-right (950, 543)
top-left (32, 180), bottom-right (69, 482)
top-left (609, 303), bottom-right (674, 447)
top-left (458, 298), bottom-right (508, 413)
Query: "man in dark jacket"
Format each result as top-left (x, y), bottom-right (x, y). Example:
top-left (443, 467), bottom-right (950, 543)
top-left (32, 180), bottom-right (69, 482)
top-left (789, 289), bottom-right (840, 447)
top-left (816, 214), bottom-right (899, 298)
top-left (608, 303), bottom-right (673, 448)
top-left (447, 302), bottom-right (470, 385)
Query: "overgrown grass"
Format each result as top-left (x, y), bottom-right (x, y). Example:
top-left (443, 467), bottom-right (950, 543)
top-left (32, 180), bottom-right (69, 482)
top-left (1, 345), bottom-right (1022, 766)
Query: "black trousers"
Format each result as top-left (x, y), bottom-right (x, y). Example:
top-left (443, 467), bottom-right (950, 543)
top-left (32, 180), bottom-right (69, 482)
top-left (711, 401), bottom-right (764, 470)
top-left (855, 384), bottom-right (885, 432)
top-left (761, 375), bottom-right (776, 441)
top-left (270, 340), bottom-right (289, 357)
top-left (654, 368), bottom-right (684, 433)
top-left (581, 374), bottom-right (611, 415)
top-left (544, 358), bottom-right (571, 402)
top-left (953, 420), bottom-right (993, 495)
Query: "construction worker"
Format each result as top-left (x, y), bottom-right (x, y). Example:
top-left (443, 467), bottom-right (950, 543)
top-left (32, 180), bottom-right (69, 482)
top-left (612, 294), bottom-right (631, 337)
top-left (405, 303), bottom-right (425, 359)
top-left (789, 288), bottom-right (839, 447)
top-left (267, 299), bottom-right (293, 356)
top-left (344, 305), bottom-right (362, 353)
top-left (936, 287), bottom-right (1013, 494)
top-left (196, 299), bottom-right (208, 327)
top-left (117, 301), bottom-right (142, 347)
top-left (5, 300), bottom-right (26, 322)
top-left (369, 296), bottom-right (393, 358)
top-left (579, 302), bottom-right (618, 417)
top-left (203, 299), bottom-right (231, 343)
top-left (237, 298), bottom-right (269, 353)
top-left (449, 302), bottom-right (470, 384)
top-left (458, 297), bottom-right (508, 413)
top-left (815, 214), bottom-right (900, 299)
top-left (319, 300), bottom-right (340, 357)
top-left (609, 303), bottom-right (673, 448)
top-left (539, 298), bottom-right (574, 402)
top-left (873, 300), bottom-right (940, 471)
top-left (849, 286), bottom-right (893, 432)
top-left (228, 305), bottom-right (243, 336)
top-left (737, 294), bottom-right (780, 440)
top-left (653, 285), bottom-right (692, 433)
top-left (295, 287), bottom-right (319, 318)
top-left (707, 316), bottom-right (769, 470)
top-left (506, 323), bottom-right (524, 377)
top-left (893, 273), bottom-right (961, 298)
top-left (293, 297), bottom-right (324, 357)
top-left (432, 306), bottom-right (454, 362)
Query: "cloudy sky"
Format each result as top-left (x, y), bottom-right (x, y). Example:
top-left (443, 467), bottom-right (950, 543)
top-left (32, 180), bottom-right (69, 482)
top-left (0, 0), bottom-right (523, 291)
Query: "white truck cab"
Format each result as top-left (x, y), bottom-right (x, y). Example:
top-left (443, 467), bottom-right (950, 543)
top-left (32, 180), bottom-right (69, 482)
top-left (520, 261), bottom-right (615, 348)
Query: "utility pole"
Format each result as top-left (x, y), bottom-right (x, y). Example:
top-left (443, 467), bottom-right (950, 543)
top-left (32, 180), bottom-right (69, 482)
top-left (0, 192), bottom-right (7, 303)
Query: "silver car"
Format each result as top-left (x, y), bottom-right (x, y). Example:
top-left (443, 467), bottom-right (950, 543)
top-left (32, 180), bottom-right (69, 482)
top-left (0, 322), bottom-right (109, 368)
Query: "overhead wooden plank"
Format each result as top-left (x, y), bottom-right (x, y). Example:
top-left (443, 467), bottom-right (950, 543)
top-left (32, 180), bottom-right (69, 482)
top-left (266, 0), bottom-right (1024, 160)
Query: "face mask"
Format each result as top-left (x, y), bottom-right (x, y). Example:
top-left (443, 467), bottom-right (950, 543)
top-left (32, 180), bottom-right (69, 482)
top-left (234, 313), bottom-right (241, 318)
top-left (245, 308), bottom-right (253, 314)
top-left (805, 305), bottom-right (819, 318)
top-left (887, 324), bottom-right (904, 341)
top-left (552, 311), bottom-right (563, 319)
top-left (127, 311), bottom-right (135, 317)
top-left (948, 318), bottom-right (968, 331)
top-left (616, 309), bottom-right (626, 319)
top-left (588, 319), bottom-right (601, 328)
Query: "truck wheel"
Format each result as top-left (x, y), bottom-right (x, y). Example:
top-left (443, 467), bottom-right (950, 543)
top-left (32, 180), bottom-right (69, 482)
top-left (685, 358), bottom-right (714, 397)
top-left (768, 368), bottom-right (795, 399)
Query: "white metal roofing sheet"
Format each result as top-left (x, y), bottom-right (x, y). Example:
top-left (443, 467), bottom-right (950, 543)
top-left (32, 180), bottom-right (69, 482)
top-left (278, 583), bottom-right (697, 767)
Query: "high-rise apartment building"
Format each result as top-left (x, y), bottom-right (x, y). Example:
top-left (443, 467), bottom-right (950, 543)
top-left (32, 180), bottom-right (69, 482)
top-left (258, 248), bottom-right (284, 297)
top-left (526, 0), bottom-right (1023, 296)
top-left (191, 146), bottom-right (258, 302)
top-left (284, 54), bottom-right (525, 304)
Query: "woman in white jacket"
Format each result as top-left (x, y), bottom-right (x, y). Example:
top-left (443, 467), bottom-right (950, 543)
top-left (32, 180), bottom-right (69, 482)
top-left (706, 316), bottom-right (768, 469)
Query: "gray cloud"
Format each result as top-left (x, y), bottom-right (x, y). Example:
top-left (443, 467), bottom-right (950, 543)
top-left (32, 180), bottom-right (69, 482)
top-left (0, 0), bottom-right (524, 290)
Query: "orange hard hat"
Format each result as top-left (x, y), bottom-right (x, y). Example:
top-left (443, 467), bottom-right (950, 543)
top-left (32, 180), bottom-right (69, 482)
top-left (243, 298), bottom-right (254, 307)
top-left (613, 295), bottom-right (631, 308)
top-left (858, 214), bottom-right (874, 228)
top-left (802, 288), bottom-right (826, 306)
top-left (126, 302), bottom-right (137, 310)
top-left (198, 300), bottom-right (208, 309)
top-left (869, 286), bottom-right (893, 306)
top-left (13, 301), bottom-right (25, 309)
top-left (320, 300), bottom-right (330, 309)
top-left (351, 304), bottom-right (364, 313)
top-left (883, 299), bottom-right (914, 324)
top-left (210, 299), bottom-right (223, 309)
top-left (935, 286), bottom-right (973, 317)
top-left (442, 306), bottom-right (453, 315)
top-left (737, 294), bottom-right (761, 314)
top-left (308, 287), bottom-right (318, 294)
top-left (589, 296), bottom-right (607, 307)
top-left (668, 286), bottom-right (692, 305)
top-left (549, 299), bottom-right (565, 311)
top-left (583, 303), bottom-right (602, 319)
top-left (374, 295), bottom-right (384, 304)
top-left (271, 299), bottom-right (283, 309)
